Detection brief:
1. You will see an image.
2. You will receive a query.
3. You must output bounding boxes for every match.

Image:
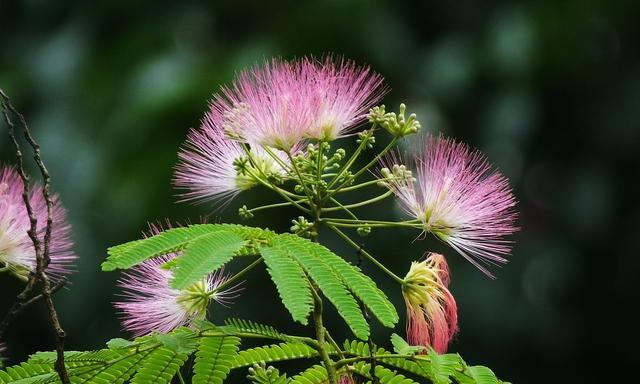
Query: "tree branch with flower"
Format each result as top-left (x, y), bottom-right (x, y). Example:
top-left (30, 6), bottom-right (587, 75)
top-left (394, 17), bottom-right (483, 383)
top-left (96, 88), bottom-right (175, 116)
top-left (0, 56), bottom-right (517, 384)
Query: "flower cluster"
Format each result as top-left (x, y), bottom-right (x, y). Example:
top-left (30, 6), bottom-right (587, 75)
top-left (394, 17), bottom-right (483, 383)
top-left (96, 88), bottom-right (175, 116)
top-left (0, 165), bottom-right (76, 281)
top-left (175, 57), bottom-right (385, 206)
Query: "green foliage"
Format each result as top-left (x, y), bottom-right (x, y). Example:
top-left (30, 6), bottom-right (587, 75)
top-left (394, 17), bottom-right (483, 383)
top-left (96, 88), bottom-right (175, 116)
top-left (247, 363), bottom-right (290, 384)
top-left (0, 326), bottom-right (508, 384)
top-left (259, 244), bottom-right (314, 325)
top-left (102, 224), bottom-right (270, 271)
top-left (169, 230), bottom-right (245, 289)
top-left (300, 236), bottom-right (398, 327)
top-left (290, 365), bottom-right (328, 384)
top-left (353, 361), bottom-right (419, 384)
top-left (193, 335), bottom-right (241, 384)
top-left (390, 333), bottom-right (425, 355)
top-left (103, 223), bottom-right (396, 341)
top-left (223, 318), bottom-right (297, 343)
top-left (0, 362), bottom-right (56, 384)
top-left (342, 339), bottom-right (508, 384)
top-left (130, 346), bottom-right (190, 384)
top-left (261, 233), bottom-right (387, 340)
top-left (232, 343), bottom-right (318, 369)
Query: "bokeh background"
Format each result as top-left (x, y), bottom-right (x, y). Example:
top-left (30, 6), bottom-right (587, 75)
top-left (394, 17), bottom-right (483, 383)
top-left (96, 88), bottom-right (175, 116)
top-left (1, 0), bottom-right (639, 382)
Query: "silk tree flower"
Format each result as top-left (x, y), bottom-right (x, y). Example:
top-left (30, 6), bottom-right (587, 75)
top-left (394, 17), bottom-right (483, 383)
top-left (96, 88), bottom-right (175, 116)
top-left (174, 112), bottom-right (293, 206)
top-left (0, 165), bottom-right (75, 281)
top-left (402, 253), bottom-right (457, 354)
top-left (381, 135), bottom-right (518, 276)
top-left (115, 229), bottom-right (241, 336)
top-left (207, 57), bottom-right (386, 150)
top-left (213, 58), bottom-right (315, 151)
top-left (305, 57), bottom-right (386, 141)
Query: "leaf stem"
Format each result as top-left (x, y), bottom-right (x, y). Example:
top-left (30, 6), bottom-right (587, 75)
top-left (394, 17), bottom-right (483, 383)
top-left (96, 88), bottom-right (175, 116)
top-left (321, 190), bottom-right (392, 212)
top-left (330, 136), bottom-right (398, 196)
top-left (326, 225), bottom-right (404, 285)
top-left (211, 257), bottom-right (263, 294)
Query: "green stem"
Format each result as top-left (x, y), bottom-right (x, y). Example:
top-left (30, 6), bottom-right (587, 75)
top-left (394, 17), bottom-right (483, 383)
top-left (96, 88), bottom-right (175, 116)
top-left (286, 151), bottom-right (317, 215)
top-left (325, 330), bottom-right (345, 360)
top-left (248, 200), bottom-right (306, 213)
top-left (326, 128), bottom-right (374, 190)
top-left (177, 371), bottom-right (186, 384)
top-left (321, 191), bottom-right (392, 212)
top-left (323, 220), bottom-right (423, 229)
top-left (311, 283), bottom-right (338, 384)
top-left (327, 197), bottom-right (359, 221)
top-left (330, 136), bottom-right (399, 196)
top-left (211, 258), bottom-right (263, 294)
top-left (262, 145), bottom-right (293, 173)
top-left (241, 146), bottom-right (311, 213)
top-left (326, 224), bottom-right (404, 285)
top-left (328, 177), bottom-right (390, 193)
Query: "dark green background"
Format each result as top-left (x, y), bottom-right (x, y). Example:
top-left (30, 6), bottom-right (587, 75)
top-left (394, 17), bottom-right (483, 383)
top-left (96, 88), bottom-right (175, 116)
top-left (1, 1), bottom-right (638, 382)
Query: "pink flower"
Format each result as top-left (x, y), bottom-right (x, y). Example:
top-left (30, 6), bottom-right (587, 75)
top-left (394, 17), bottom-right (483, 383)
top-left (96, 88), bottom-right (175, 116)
top-left (305, 57), bottom-right (386, 141)
top-left (174, 112), bottom-right (292, 207)
top-left (382, 135), bottom-right (518, 276)
top-left (0, 165), bottom-right (75, 281)
top-left (402, 253), bottom-right (457, 354)
top-left (213, 58), bottom-right (315, 150)
top-left (205, 56), bottom-right (386, 150)
top-left (114, 226), bottom-right (241, 336)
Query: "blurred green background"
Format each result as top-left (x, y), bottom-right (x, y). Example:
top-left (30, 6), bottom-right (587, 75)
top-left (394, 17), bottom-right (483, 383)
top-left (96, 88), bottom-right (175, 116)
top-left (1, 0), bottom-right (639, 382)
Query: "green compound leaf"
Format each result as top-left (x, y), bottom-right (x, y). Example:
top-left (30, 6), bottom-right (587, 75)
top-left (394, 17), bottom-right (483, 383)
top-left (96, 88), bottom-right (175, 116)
top-left (295, 236), bottom-right (398, 328)
top-left (0, 363), bottom-right (57, 384)
top-left (352, 361), bottom-right (419, 384)
top-left (103, 224), bottom-right (268, 271)
top-left (223, 318), bottom-right (297, 343)
top-left (130, 347), bottom-right (189, 384)
top-left (455, 366), bottom-right (501, 384)
top-left (269, 234), bottom-right (369, 340)
top-left (258, 245), bottom-right (314, 325)
top-left (192, 335), bottom-right (241, 384)
top-left (390, 333), bottom-right (425, 356)
top-left (232, 343), bottom-right (318, 369)
top-left (290, 365), bottom-right (328, 384)
top-left (169, 230), bottom-right (245, 289)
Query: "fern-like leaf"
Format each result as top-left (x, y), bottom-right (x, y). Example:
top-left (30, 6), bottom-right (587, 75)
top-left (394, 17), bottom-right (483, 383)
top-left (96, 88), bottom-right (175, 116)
top-left (290, 365), bottom-right (328, 384)
top-left (0, 363), bottom-right (56, 384)
top-left (297, 237), bottom-right (398, 328)
top-left (103, 225), bottom-right (223, 270)
top-left (169, 229), bottom-right (245, 289)
top-left (232, 343), bottom-right (318, 369)
top-left (192, 335), bottom-right (241, 384)
top-left (223, 319), bottom-right (295, 342)
top-left (273, 234), bottom-right (369, 340)
top-left (258, 245), bottom-right (313, 325)
top-left (130, 346), bottom-right (189, 384)
top-left (352, 361), bottom-right (420, 384)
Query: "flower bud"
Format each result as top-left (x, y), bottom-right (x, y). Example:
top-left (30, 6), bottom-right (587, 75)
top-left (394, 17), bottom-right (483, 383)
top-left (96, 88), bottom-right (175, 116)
top-left (401, 253), bottom-right (458, 353)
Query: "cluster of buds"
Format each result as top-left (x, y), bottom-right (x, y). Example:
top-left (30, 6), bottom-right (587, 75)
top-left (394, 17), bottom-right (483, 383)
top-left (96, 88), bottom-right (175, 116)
top-left (378, 164), bottom-right (415, 187)
top-left (290, 216), bottom-right (317, 239)
top-left (369, 103), bottom-right (421, 137)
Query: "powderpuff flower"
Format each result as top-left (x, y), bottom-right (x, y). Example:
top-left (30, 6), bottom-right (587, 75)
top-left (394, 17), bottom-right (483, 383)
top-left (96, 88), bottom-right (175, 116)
top-left (381, 135), bottom-right (518, 276)
top-left (174, 112), bottom-right (292, 207)
top-left (305, 57), bottom-right (386, 141)
top-left (115, 228), bottom-right (241, 336)
top-left (208, 57), bottom-right (386, 150)
top-left (214, 58), bottom-right (315, 151)
top-left (0, 165), bottom-right (75, 281)
top-left (402, 253), bottom-right (457, 354)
